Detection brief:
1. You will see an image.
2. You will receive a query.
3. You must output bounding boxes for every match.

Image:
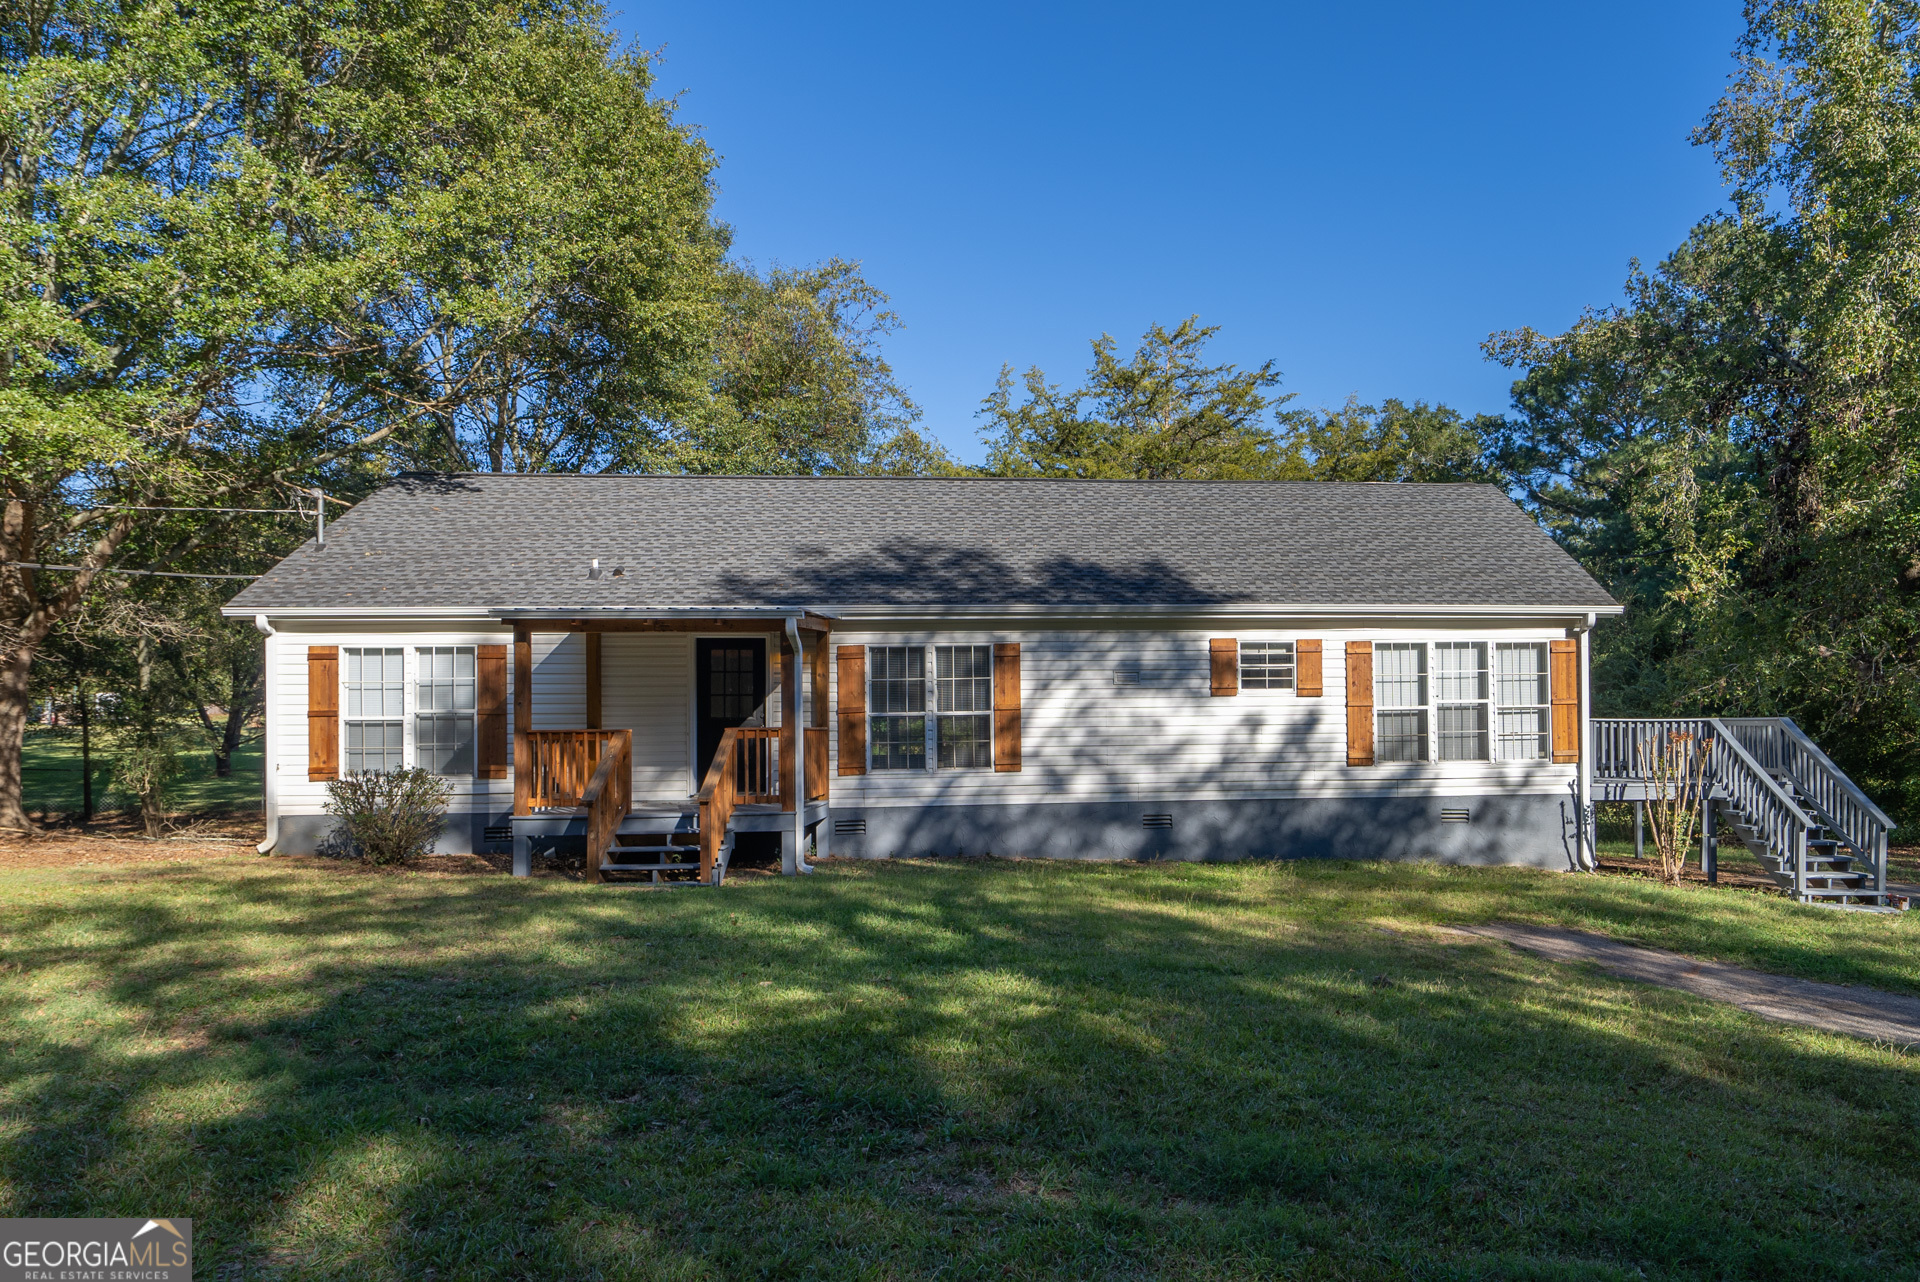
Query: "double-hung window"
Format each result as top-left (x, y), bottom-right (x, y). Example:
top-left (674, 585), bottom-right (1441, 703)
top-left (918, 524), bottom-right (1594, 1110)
top-left (869, 646), bottom-right (926, 770)
top-left (344, 647), bottom-right (405, 773)
top-left (1374, 643), bottom-right (1429, 763)
top-left (936, 644), bottom-right (993, 768)
top-left (1434, 642), bottom-right (1489, 761)
top-left (1494, 642), bottom-right (1550, 761)
top-left (416, 646), bottom-right (477, 775)
top-left (1239, 641), bottom-right (1295, 690)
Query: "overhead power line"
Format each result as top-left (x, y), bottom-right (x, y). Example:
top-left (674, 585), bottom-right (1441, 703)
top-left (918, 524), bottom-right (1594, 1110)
top-left (3, 562), bottom-right (261, 581)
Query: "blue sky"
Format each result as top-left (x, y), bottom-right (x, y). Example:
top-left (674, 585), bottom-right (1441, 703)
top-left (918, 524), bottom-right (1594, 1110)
top-left (609, 2), bottom-right (1743, 464)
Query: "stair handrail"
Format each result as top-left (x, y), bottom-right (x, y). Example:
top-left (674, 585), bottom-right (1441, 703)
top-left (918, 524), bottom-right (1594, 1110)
top-left (579, 729), bottom-right (632, 885)
top-left (1722, 716), bottom-right (1890, 894)
top-left (1705, 718), bottom-right (1815, 900)
top-left (696, 725), bottom-right (740, 885)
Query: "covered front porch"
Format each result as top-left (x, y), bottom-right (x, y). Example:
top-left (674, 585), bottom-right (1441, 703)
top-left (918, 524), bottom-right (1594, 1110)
top-left (501, 610), bottom-right (834, 884)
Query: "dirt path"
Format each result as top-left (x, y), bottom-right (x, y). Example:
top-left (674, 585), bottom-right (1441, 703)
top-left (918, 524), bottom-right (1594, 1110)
top-left (1448, 922), bottom-right (1920, 1046)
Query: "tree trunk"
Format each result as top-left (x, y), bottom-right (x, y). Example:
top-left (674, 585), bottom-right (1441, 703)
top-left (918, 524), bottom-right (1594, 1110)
top-left (0, 644), bottom-right (36, 832)
top-left (78, 684), bottom-right (92, 825)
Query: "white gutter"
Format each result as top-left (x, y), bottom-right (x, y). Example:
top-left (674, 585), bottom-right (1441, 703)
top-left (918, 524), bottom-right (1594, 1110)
top-left (784, 615), bottom-right (813, 875)
top-left (1577, 614), bottom-right (1596, 871)
top-left (253, 615), bottom-right (280, 855)
top-left (226, 601), bottom-right (1625, 621)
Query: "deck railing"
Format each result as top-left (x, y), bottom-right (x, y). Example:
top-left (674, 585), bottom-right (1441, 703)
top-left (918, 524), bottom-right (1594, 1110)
top-left (733, 726), bottom-right (781, 804)
top-left (697, 725), bottom-right (741, 884)
top-left (581, 730), bottom-right (632, 884)
top-left (523, 730), bottom-right (625, 811)
top-left (1591, 716), bottom-right (1883, 900)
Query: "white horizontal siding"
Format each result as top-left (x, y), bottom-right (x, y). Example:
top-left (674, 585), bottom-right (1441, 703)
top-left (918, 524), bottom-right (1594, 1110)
top-left (826, 624), bottom-right (1577, 807)
top-left (265, 624), bottom-right (517, 817)
top-left (601, 633), bottom-right (693, 799)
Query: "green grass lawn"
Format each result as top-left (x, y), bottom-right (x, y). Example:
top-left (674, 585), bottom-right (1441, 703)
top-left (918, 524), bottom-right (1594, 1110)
top-left (2, 855), bottom-right (1916, 1280)
top-left (21, 726), bottom-right (263, 817)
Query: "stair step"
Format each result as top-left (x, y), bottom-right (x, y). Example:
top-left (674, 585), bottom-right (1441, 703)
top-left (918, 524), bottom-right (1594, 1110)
top-left (601, 862), bottom-right (702, 873)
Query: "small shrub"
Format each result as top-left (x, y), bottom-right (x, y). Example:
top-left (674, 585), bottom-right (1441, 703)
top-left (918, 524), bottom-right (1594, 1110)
top-left (110, 724), bottom-right (186, 839)
top-left (323, 768), bottom-right (453, 865)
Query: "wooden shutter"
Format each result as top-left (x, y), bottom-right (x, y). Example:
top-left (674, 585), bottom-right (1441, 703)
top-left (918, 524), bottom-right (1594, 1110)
top-left (1296, 639), bottom-right (1323, 697)
top-left (809, 634), bottom-right (830, 727)
top-left (307, 646), bottom-right (339, 781)
top-left (1550, 638), bottom-right (1580, 763)
top-left (1345, 641), bottom-right (1374, 767)
top-left (477, 644), bottom-right (508, 779)
top-left (837, 645), bottom-right (867, 776)
top-left (993, 642), bottom-right (1022, 772)
top-left (1210, 638), bottom-right (1238, 696)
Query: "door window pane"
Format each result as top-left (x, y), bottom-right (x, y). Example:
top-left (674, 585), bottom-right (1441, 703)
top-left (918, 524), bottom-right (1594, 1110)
top-left (708, 645), bottom-right (761, 720)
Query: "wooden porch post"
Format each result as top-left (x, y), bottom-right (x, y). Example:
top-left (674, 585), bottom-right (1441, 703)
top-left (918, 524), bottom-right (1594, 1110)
top-left (513, 625), bottom-right (532, 816)
top-left (780, 632), bottom-right (798, 813)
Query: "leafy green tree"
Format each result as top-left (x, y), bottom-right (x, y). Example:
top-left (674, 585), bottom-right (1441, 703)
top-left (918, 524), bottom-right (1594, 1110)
top-left (621, 259), bottom-right (955, 475)
top-left (1485, 0), bottom-right (1920, 819)
top-left (980, 318), bottom-right (1287, 479)
top-left (0, 0), bottom-right (725, 830)
top-left (1271, 397), bottom-right (1499, 482)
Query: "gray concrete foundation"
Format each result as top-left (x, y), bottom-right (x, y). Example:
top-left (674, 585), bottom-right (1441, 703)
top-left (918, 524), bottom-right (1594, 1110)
top-left (827, 794), bottom-right (1579, 869)
top-left (276, 810), bottom-right (510, 858)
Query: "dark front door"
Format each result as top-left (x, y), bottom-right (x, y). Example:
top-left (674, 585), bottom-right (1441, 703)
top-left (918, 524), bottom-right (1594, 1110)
top-left (696, 638), bottom-right (767, 785)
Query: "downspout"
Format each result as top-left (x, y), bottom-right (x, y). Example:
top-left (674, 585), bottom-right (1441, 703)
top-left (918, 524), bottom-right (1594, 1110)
top-left (1577, 614), bottom-right (1595, 871)
top-left (253, 615), bottom-right (279, 855)
top-left (784, 616), bottom-right (814, 873)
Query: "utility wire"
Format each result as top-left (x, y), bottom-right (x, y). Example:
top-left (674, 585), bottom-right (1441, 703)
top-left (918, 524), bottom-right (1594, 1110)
top-left (3, 562), bottom-right (261, 581)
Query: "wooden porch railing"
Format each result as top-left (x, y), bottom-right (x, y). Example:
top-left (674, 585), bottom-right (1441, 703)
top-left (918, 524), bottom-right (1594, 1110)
top-left (581, 729), bottom-right (632, 885)
top-left (733, 726), bottom-right (782, 804)
top-left (522, 730), bottom-right (627, 812)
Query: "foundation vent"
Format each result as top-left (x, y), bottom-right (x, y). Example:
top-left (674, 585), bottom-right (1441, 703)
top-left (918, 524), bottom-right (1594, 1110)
top-left (834, 818), bottom-right (867, 836)
top-left (1440, 808), bottom-right (1471, 823)
top-left (1141, 813), bottom-right (1174, 830)
top-left (483, 824), bottom-right (513, 843)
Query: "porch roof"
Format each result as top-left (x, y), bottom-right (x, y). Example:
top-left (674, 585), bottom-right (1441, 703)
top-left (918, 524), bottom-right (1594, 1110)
top-left (223, 473), bottom-right (1620, 616)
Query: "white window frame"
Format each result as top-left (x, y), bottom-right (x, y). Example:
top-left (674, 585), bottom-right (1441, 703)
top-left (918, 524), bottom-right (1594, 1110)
top-left (1432, 641), bottom-right (1490, 762)
top-left (343, 646), bottom-right (406, 774)
top-left (868, 645), bottom-right (927, 772)
top-left (1372, 642), bottom-right (1430, 763)
top-left (934, 643), bottom-right (994, 770)
top-left (1494, 642), bottom-right (1552, 762)
top-left (415, 645), bottom-right (478, 777)
top-left (868, 642), bottom-right (996, 771)
top-left (1238, 640), bottom-right (1296, 692)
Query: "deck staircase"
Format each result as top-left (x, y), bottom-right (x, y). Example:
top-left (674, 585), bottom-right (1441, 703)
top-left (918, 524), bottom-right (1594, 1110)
top-left (592, 814), bottom-right (730, 886)
top-left (1595, 716), bottom-right (1902, 911)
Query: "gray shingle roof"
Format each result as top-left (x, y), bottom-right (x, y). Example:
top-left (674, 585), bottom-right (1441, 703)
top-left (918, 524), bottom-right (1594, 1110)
top-left (222, 473), bottom-right (1617, 614)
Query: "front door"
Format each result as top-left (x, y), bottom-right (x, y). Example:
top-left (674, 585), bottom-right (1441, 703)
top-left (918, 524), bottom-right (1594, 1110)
top-left (696, 638), bottom-right (767, 785)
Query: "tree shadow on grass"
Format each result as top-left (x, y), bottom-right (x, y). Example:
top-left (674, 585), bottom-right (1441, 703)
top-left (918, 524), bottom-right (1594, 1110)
top-left (0, 859), bottom-right (1916, 1280)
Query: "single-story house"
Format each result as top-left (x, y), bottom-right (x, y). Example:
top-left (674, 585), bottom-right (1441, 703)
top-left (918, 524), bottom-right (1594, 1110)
top-left (221, 473), bottom-right (1622, 877)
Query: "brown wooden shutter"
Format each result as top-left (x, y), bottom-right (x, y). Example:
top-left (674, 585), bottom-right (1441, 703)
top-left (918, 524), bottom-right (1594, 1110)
top-left (477, 644), bottom-right (508, 779)
top-left (1345, 641), bottom-right (1374, 767)
top-left (837, 645), bottom-right (867, 776)
top-left (307, 646), bottom-right (339, 781)
top-left (809, 634), bottom-right (830, 727)
top-left (1210, 638), bottom-right (1238, 696)
top-left (1550, 638), bottom-right (1580, 763)
top-left (1296, 639), bottom-right (1323, 697)
top-left (993, 642), bottom-right (1022, 772)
